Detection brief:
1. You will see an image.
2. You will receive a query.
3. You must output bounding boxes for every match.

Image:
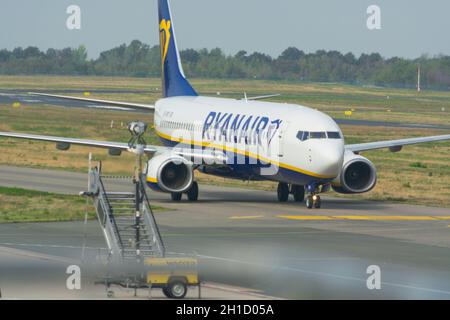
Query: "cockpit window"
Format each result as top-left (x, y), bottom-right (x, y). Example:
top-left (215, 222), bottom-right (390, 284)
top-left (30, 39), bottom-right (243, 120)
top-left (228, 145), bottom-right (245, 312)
top-left (310, 132), bottom-right (327, 139)
top-left (296, 131), bottom-right (342, 141)
top-left (327, 131), bottom-right (341, 139)
top-left (296, 131), bottom-right (309, 141)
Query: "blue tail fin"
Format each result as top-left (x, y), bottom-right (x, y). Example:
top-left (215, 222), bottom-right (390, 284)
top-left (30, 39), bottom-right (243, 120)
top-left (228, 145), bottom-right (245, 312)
top-left (158, 0), bottom-right (197, 98)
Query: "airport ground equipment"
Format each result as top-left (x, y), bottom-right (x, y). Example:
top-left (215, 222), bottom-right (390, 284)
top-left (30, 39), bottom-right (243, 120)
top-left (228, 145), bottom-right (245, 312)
top-left (87, 165), bottom-right (165, 263)
top-left (87, 166), bottom-right (200, 298)
top-left (145, 257), bottom-right (200, 299)
top-left (83, 120), bottom-right (200, 298)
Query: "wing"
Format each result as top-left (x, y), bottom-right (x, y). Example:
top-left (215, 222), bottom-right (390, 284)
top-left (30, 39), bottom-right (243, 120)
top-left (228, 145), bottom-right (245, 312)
top-left (346, 134), bottom-right (450, 153)
top-left (0, 131), bottom-right (227, 162)
top-left (245, 94), bottom-right (281, 101)
top-left (28, 92), bottom-right (155, 112)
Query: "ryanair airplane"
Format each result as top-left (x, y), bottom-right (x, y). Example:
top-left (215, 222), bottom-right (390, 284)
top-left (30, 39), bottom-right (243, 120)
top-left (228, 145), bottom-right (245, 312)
top-left (1, 0), bottom-right (449, 209)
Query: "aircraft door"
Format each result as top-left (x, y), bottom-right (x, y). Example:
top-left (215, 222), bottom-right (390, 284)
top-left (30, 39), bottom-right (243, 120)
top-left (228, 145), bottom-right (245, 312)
top-left (277, 121), bottom-right (290, 158)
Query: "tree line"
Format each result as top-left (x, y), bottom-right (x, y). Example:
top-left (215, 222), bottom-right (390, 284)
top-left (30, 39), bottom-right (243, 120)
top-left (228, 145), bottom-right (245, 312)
top-left (1, 40), bottom-right (449, 90)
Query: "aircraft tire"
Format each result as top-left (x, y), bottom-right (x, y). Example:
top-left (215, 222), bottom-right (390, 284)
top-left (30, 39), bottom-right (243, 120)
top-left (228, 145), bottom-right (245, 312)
top-left (171, 192), bottom-right (182, 201)
top-left (292, 185), bottom-right (305, 202)
top-left (186, 182), bottom-right (199, 201)
top-left (306, 195), bottom-right (314, 209)
top-left (314, 196), bottom-right (321, 209)
top-left (277, 183), bottom-right (289, 202)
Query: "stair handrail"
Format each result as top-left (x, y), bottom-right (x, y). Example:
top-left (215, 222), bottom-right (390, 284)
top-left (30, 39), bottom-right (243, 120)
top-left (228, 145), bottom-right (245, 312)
top-left (138, 177), bottom-right (166, 257)
top-left (97, 174), bottom-right (125, 251)
top-left (90, 165), bottom-right (125, 261)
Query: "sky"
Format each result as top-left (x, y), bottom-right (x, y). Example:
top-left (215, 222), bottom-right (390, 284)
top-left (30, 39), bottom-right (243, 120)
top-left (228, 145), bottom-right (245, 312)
top-left (1, 0), bottom-right (449, 59)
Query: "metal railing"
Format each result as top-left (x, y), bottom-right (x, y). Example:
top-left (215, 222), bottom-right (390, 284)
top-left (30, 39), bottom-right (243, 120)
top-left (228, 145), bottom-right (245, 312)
top-left (88, 165), bottom-right (165, 262)
top-left (89, 167), bottom-right (124, 263)
top-left (139, 177), bottom-right (166, 257)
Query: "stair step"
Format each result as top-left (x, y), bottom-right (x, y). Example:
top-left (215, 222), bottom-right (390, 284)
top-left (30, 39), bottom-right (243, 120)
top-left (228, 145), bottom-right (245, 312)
top-left (91, 176), bottom-right (164, 259)
top-left (123, 250), bottom-right (155, 254)
top-left (108, 196), bottom-right (135, 199)
top-left (111, 207), bottom-right (135, 209)
top-left (106, 192), bottom-right (135, 196)
top-left (115, 223), bottom-right (147, 226)
top-left (120, 234), bottom-right (151, 238)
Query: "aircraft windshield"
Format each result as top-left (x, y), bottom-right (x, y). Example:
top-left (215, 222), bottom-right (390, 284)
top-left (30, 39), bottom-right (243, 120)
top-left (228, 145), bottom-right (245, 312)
top-left (296, 131), bottom-right (341, 141)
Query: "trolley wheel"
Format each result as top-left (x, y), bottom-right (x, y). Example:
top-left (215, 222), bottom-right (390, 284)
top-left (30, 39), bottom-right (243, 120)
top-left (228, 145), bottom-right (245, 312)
top-left (171, 192), bottom-right (182, 201)
top-left (162, 286), bottom-right (172, 298)
top-left (167, 280), bottom-right (187, 299)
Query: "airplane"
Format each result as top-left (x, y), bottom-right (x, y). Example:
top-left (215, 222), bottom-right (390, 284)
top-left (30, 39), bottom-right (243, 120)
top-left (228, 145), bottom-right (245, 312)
top-left (1, 0), bottom-right (449, 209)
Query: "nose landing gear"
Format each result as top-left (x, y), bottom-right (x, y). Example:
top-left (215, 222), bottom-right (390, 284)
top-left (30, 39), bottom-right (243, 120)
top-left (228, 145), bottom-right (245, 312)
top-left (305, 183), bottom-right (322, 209)
top-left (276, 182), bottom-right (322, 209)
top-left (306, 194), bottom-right (321, 209)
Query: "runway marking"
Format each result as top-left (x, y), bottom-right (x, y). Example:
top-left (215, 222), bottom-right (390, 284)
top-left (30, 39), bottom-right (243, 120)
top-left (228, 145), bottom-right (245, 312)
top-left (229, 215), bottom-right (265, 220)
top-left (197, 254), bottom-right (450, 297)
top-left (338, 216), bottom-right (440, 221)
top-left (276, 215), bottom-right (450, 221)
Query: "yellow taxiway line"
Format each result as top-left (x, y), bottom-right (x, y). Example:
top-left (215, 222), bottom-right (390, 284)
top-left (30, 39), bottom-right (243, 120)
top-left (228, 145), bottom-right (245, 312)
top-left (276, 215), bottom-right (450, 221)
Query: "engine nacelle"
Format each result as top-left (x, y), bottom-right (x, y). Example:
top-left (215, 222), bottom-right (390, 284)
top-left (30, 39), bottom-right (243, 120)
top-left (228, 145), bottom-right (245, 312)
top-left (146, 154), bottom-right (193, 193)
top-left (332, 151), bottom-right (377, 194)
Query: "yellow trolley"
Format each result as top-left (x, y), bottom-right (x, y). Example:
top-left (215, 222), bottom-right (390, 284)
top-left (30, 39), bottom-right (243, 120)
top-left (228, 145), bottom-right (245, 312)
top-left (145, 257), bottom-right (200, 299)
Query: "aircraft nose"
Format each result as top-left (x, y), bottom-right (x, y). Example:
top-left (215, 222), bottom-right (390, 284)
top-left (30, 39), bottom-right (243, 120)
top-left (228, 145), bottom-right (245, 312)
top-left (317, 144), bottom-right (344, 177)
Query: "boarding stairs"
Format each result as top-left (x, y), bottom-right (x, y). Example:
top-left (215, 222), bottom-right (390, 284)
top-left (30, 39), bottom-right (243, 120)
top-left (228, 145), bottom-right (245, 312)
top-left (87, 165), bottom-right (165, 264)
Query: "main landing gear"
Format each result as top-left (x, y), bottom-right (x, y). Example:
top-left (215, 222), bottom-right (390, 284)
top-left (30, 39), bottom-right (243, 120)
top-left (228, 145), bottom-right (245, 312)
top-left (277, 183), bottom-right (306, 203)
top-left (171, 181), bottom-right (199, 202)
top-left (277, 182), bottom-right (321, 209)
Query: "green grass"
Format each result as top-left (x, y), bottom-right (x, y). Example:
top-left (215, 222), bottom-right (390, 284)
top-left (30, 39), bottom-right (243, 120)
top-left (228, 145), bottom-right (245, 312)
top-left (409, 162), bottom-right (428, 169)
top-left (0, 186), bottom-right (95, 223)
top-left (0, 186), bottom-right (166, 223)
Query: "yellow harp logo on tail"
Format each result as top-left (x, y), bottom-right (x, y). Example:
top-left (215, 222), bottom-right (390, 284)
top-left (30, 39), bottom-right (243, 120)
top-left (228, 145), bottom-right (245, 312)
top-left (160, 19), bottom-right (171, 68)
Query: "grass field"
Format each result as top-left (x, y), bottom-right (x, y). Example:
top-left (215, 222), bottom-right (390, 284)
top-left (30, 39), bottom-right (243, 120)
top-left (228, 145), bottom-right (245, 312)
top-left (0, 186), bottom-right (165, 224)
top-left (0, 186), bottom-right (96, 223)
top-left (0, 75), bottom-right (449, 210)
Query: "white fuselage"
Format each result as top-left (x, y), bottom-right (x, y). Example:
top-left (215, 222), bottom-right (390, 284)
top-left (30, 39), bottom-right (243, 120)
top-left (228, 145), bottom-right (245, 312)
top-left (153, 96), bottom-right (345, 187)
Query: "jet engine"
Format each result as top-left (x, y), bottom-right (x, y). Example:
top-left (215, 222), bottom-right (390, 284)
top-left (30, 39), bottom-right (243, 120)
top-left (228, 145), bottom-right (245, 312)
top-left (332, 151), bottom-right (377, 194)
top-left (146, 153), bottom-right (194, 193)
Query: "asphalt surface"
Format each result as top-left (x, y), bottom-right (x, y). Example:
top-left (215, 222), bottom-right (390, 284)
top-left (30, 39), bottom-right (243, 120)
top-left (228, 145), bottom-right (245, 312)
top-left (1, 90), bottom-right (450, 129)
top-left (0, 165), bottom-right (450, 299)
